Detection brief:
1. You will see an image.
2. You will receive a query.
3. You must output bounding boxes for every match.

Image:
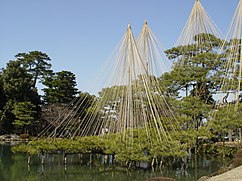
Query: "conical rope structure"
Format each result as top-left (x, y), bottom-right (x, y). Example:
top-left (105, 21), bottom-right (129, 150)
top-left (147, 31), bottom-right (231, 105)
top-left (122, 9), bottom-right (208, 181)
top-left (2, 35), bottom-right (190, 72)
top-left (219, 0), bottom-right (242, 109)
top-left (164, 0), bottom-right (224, 101)
top-left (209, 0), bottom-right (242, 144)
top-left (39, 24), bottom-right (175, 137)
top-left (175, 0), bottom-right (222, 47)
top-left (137, 21), bottom-right (172, 75)
top-left (168, 0), bottom-right (223, 67)
top-left (12, 1), bottom-right (242, 166)
top-left (33, 24), bottom-right (183, 163)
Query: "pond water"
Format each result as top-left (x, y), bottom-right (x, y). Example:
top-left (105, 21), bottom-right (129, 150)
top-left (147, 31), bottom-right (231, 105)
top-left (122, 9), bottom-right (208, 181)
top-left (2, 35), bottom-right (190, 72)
top-left (0, 143), bottom-right (230, 181)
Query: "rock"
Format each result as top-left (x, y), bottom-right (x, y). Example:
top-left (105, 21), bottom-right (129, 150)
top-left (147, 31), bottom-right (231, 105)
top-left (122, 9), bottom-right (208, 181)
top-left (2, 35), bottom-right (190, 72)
top-left (198, 176), bottom-right (210, 181)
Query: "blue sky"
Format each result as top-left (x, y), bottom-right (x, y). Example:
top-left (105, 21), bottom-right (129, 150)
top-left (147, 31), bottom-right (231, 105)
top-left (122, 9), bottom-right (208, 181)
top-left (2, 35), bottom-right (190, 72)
top-left (0, 0), bottom-right (238, 95)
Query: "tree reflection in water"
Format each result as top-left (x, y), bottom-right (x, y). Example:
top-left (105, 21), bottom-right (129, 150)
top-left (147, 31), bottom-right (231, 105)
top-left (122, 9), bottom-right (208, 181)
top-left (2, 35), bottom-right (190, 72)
top-left (0, 144), bottom-right (231, 181)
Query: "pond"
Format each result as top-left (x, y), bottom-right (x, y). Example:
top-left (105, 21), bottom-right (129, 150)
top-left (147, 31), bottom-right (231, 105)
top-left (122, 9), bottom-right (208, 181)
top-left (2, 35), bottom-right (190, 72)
top-left (0, 143), bottom-right (230, 181)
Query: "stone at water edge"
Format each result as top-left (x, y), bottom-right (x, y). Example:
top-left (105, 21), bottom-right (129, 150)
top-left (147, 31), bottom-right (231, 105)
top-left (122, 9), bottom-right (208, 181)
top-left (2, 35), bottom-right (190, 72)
top-left (198, 176), bottom-right (210, 181)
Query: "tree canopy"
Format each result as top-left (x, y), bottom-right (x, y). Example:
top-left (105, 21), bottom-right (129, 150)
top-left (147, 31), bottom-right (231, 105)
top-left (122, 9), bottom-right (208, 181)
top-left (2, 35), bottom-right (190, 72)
top-left (15, 51), bottom-right (52, 88)
top-left (0, 51), bottom-right (81, 134)
top-left (42, 70), bottom-right (79, 104)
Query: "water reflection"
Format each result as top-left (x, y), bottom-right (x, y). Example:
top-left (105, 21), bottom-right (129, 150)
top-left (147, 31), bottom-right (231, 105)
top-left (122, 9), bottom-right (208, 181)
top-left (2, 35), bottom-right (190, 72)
top-left (0, 143), bottom-right (230, 181)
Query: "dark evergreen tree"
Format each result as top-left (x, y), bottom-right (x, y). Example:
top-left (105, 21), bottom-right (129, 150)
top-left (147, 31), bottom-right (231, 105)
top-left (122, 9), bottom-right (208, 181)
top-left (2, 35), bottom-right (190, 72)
top-left (12, 101), bottom-right (37, 134)
top-left (42, 70), bottom-right (79, 104)
top-left (0, 70), bottom-right (7, 134)
top-left (2, 60), bottom-right (35, 102)
top-left (15, 51), bottom-right (52, 88)
top-left (1, 60), bottom-right (40, 134)
top-left (163, 33), bottom-right (225, 104)
top-left (0, 70), bottom-right (6, 110)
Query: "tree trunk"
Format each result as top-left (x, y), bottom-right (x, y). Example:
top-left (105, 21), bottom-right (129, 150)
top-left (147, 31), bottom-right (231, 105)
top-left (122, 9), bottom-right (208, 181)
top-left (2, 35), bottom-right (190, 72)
top-left (185, 84), bottom-right (188, 97)
top-left (222, 139), bottom-right (225, 158)
top-left (228, 129), bottom-right (232, 142)
top-left (239, 128), bottom-right (242, 145)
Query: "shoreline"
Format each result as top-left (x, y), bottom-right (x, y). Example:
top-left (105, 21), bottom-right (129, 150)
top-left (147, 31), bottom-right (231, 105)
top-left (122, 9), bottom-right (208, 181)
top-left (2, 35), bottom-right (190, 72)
top-left (1, 137), bottom-right (241, 181)
top-left (199, 165), bottom-right (242, 181)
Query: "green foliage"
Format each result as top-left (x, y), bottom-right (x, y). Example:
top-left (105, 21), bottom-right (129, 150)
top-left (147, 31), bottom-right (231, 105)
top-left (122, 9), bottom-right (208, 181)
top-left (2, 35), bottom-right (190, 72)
top-left (0, 71), bottom-right (6, 110)
top-left (15, 51), bottom-right (52, 88)
top-left (149, 140), bottom-right (186, 158)
top-left (42, 70), bottom-right (79, 104)
top-left (0, 60), bottom-right (40, 134)
top-left (0, 53), bottom-right (49, 134)
top-left (12, 102), bottom-right (37, 133)
top-left (203, 143), bottom-right (237, 157)
top-left (76, 92), bottom-right (96, 119)
top-left (13, 128), bottom-right (187, 166)
top-left (12, 144), bottom-right (39, 155)
top-left (115, 145), bottom-right (149, 165)
top-left (208, 104), bottom-right (242, 139)
top-left (3, 35), bottom-right (241, 167)
top-left (179, 96), bottom-right (210, 117)
top-left (1, 100), bottom-right (15, 133)
top-left (1, 60), bottom-right (37, 102)
top-left (163, 33), bottom-right (225, 102)
top-left (0, 51), bottom-right (81, 135)
top-left (165, 95), bottom-right (214, 154)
